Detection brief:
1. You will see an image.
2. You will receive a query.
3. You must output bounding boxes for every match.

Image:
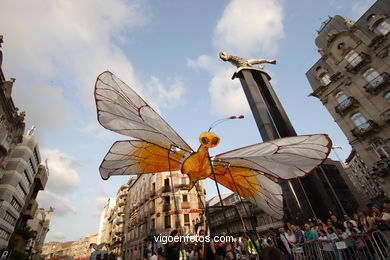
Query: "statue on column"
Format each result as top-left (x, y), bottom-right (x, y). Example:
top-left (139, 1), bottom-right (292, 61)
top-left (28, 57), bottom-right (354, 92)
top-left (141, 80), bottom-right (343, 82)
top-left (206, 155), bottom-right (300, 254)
top-left (219, 51), bottom-right (276, 70)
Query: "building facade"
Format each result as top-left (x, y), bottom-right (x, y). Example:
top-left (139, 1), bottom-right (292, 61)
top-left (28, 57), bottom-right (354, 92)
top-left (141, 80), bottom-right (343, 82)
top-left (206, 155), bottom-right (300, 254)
top-left (0, 132), bottom-right (48, 250)
top-left (97, 197), bottom-right (115, 245)
top-left (207, 193), bottom-right (283, 236)
top-left (0, 35), bottom-right (26, 172)
top-left (306, 0), bottom-right (390, 198)
top-left (41, 234), bottom-right (97, 260)
top-left (0, 35), bottom-right (49, 252)
top-left (122, 171), bottom-right (205, 260)
top-left (26, 207), bottom-right (54, 259)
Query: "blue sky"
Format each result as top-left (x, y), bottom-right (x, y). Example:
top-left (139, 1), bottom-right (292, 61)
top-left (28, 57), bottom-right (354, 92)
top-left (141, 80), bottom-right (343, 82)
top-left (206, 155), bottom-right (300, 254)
top-left (0, 0), bottom-right (375, 241)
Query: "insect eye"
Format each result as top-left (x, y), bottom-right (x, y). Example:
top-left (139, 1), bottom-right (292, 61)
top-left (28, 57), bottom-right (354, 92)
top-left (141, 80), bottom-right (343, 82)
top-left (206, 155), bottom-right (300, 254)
top-left (211, 137), bottom-right (219, 145)
top-left (201, 137), bottom-right (209, 144)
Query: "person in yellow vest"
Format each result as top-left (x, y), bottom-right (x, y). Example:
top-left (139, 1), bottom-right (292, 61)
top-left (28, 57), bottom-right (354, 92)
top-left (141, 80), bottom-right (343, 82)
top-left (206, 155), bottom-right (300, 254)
top-left (179, 243), bottom-right (187, 260)
top-left (247, 235), bottom-right (258, 260)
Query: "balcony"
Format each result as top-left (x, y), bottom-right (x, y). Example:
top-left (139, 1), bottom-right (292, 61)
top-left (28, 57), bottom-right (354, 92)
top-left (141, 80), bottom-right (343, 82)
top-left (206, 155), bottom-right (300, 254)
top-left (163, 204), bottom-right (171, 212)
top-left (364, 72), bottom-right (389, 94)
top-left (335, 97), bottom-right (359, 115)
top-left (345, 52), bottom-right (371, 74)
top-left (381, 109), bottom-right (390, 124)
top-left (22, 199), bottom-right (38, 219)
top-left (351, 120), bottom-right (378, 138)
top-left (35, 164), bottom-right (48, 190)
top-left (162, 185), bottom-right (171, 193)
top-left (181, 201), bottom-right (190, 209)
top-left (118, 198), bottom-right (126, 206)
top-left (117, 206), bottom-right (124, 215)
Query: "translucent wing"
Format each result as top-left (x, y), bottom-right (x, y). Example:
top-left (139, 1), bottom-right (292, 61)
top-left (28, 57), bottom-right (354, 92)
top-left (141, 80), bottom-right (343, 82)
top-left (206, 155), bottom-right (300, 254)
top-left (212, 134), bottom-right (331, 219)
top-left (100, 140), bottom-right (190, 180)
top-left (211, 165), bottom-right (283, 219)
top-left (95, 71), bottom-right (192, 151)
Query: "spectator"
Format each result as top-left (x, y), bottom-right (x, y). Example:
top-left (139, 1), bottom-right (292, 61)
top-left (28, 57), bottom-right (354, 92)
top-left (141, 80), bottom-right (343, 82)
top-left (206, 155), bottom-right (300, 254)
top-left (286, 228), bottom-right (296, 245)
top-left (330, 215), bottom-right (344, 230)
top-left (318, 230), bottom-right (336, 259)
top-left (291, 225), bottom-right (304, 244)
top-left (372, 205), bottom-right (390, 230)
top-left (268, 228), bottom-right (292, 260)
top-left (343, 214), bottom-right (357, 229)
top-left (303, 224), bottom-right (317, 243)
top-left (345, 221), bottom-right (360, 235)
top-left (357, 208), bottom-right (375, 234)
top-left (316, 218), bottom-right (327, 229)
top-left (166, 229), bottom-right (181, 260)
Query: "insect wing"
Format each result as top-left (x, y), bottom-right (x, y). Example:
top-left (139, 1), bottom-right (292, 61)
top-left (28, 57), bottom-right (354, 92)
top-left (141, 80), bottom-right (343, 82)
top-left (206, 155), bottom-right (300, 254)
top-left (95, 71), bottom-right (192, 151)
top-left (100, 140), bottom-right (189, 180)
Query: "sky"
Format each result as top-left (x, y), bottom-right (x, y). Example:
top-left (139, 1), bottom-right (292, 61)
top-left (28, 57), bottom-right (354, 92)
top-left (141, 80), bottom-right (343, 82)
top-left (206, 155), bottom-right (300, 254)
top-left (0, 0), bottom-right (376, 242)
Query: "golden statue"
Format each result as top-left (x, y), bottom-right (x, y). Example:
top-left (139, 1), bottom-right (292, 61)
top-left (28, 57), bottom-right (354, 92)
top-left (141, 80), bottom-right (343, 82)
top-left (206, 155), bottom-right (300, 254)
top-left (219, 51), bottom-right (276, 70)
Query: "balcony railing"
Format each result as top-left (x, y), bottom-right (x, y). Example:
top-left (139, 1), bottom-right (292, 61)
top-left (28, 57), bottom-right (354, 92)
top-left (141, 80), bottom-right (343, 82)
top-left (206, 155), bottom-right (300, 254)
top-left (335, 97), bottom-right (359, 115)
top-left (163, 204), bottom-right (171, 212)
top-left (181, 201), bottom-right (190, 209)
top-left (35, 164), bottom-right (48, 190)
top-left (364, 72), bottom-right (389, 94)
top-left (345, 52), bottom-right (371, 73)
top-left (351, 120), bottom-right (378, 138)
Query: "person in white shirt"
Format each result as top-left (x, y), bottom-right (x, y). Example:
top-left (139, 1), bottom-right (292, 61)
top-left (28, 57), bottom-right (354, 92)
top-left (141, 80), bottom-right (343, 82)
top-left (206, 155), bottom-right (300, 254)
top-left (343, 214), bottom-right (357, 229)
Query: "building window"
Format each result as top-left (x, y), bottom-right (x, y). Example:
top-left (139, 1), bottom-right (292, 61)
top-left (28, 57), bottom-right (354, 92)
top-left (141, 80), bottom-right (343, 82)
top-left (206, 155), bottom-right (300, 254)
top-left (164, 215), bottom-right (171, 229)
top-left (22, 170), bottom-right (31, 187)
top-left (164, 179), bottom-right (169, 186)
top-left (371, 139), bottom-right (390, 159)
top-left (3, 211), bottom-right (16, 225)
top-left (351, 112), bottom-right (369, 130)
top-left (16, 183), bottom-right (27, 198)
top-left (0, 228), bottom-right (10, 240)
top-left (184, 214), bottom-right (190, 223)
top-left (163, 196), bottom-right (170, 204)
top-left (375, 20), bottom-right (390, 36)
top-left (10, 197), bottom-right (21, 212)
top-left (320, 73), bottom-right (331, 86)
top-left (182, 194), bottom-right (188, 202)
top-left (335, 91), bottom-right (348, 104)
top-left (344, 50), bottom-right (362, 67)
top-left (384, 92), bottom-right (390, 101)
top-left (363, 68), bottom-right (383, 87)
top-left (28, 158), bottom-right (36, 174)
top-left (151, 218), bottom-right (155, 229)
top-left (33, 147), bottom-right (40, 164)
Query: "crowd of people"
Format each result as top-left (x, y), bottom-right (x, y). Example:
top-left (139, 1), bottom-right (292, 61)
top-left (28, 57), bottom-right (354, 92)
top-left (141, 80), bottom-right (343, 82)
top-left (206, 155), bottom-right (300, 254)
top-left (147, 202), bottom-right (390, 260)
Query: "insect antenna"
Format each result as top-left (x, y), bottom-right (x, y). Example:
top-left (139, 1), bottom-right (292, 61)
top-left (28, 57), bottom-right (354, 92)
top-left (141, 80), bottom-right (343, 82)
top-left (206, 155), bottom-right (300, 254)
top-left (208, 115), bottom-right (245, 132)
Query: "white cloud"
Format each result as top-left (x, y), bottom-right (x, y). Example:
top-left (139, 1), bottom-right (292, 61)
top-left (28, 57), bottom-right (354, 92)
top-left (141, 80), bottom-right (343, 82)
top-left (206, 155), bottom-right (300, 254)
top-left (52, 231), bottom-right (66, 240)
top-left (0, 0), bottom-right (147, 125)
top-left (187, 0), bottom-right (284, 116)
top-left (145, 76), bottom-right (186, 109)
top-left (41, 148), bottom-right (80, 193)
top-left (13, 84), bottom-right (74, 129)
top-left (37, 191), bottom-right (78, 216)
top-left (213, 0), bottom-right (284, 56)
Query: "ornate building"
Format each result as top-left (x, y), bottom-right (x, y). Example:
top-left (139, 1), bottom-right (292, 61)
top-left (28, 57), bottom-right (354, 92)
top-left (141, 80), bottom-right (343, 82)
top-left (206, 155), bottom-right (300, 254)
top-left (207, 193), bottom-right (283, 236)
top-left (0, 36), bottom-right (49, 254)
top-left (306, 0), bottom-right (390, 199)
top-left (122, 172), bottom-right (205, 260)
